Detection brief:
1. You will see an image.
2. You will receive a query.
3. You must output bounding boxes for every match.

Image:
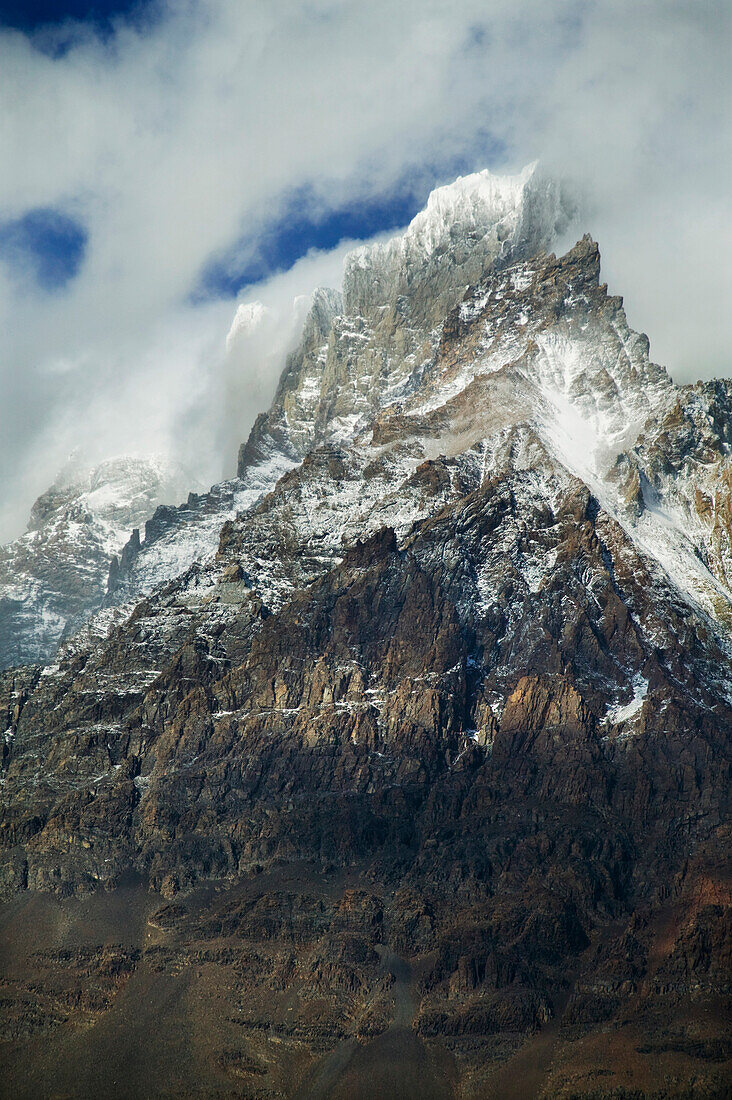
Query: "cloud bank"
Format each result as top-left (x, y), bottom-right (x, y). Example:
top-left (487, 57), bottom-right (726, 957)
top-left (1, 0), bottom-right (729, 540)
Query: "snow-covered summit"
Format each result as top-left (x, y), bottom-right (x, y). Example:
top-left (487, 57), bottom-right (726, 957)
top-left (396, 161), bottom-right (542, 254)
top-left (0, 454), bottom-right (200, 670)
top-left (37, 453), bottom-right (200, 548)
top-left (343, 162), bottom-right (575, 323)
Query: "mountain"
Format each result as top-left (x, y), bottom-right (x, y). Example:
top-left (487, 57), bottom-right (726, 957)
top-left (0, 166), bottom-right (730, 1099)
top-left (108, 163), bottom-right (575, 604)
top-left (0, 455), bottom-right (200, 670)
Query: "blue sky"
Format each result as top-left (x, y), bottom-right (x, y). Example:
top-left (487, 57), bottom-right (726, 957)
top-left (197, 150), bottom-right (489, 300)
top-left (199, 183), bottom-right (432, 300)
top-left (0, 207), bottom-right (87, 290)
top-left (0, 0), bottom-right (149, 32)
top-left (1, 0), bottom-right (729, 542)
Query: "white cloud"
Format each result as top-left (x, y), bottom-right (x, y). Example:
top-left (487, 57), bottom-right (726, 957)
top-left (0, 0), bottom-right (729, 540)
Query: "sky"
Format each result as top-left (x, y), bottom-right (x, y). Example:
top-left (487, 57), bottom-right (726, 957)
top-left (0, 0), bottom-right (730, 542)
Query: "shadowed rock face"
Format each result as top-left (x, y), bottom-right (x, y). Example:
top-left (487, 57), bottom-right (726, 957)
top-left (1, 167), bottom-right (731, 1097)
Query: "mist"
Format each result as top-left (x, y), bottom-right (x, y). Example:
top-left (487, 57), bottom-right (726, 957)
top-left (1, 0), bottom-right (729, 542)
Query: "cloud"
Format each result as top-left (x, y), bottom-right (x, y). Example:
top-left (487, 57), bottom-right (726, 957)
top-left (0, 0), bottom-right (729, 541)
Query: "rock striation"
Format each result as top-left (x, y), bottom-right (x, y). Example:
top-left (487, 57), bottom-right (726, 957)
top-left (0, 165), bottom-right (730, 1098)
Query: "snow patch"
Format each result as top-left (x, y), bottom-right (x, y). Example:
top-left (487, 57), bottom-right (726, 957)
top-left (605, 674), bottom-right (648, 725)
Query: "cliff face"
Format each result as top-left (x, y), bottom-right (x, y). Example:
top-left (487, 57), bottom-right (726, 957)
top-left (0, 167), bottom-right (730, 1099)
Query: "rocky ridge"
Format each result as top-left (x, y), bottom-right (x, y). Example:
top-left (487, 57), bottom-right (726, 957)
top-left (0, 165), bottom-right (730, 1098)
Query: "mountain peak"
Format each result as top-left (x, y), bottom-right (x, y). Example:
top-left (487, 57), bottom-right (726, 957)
top-left (412, 159), bottom-right (540, 241)
top-left (0, 453), bottom-right (199, 669)
top-left (343, 162), bottom-right (576, 324)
